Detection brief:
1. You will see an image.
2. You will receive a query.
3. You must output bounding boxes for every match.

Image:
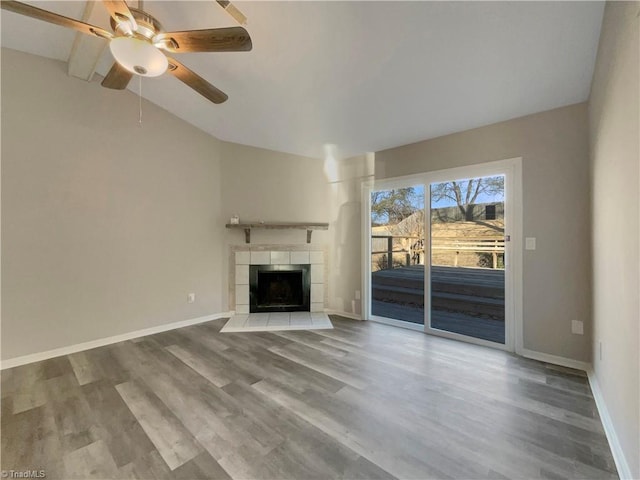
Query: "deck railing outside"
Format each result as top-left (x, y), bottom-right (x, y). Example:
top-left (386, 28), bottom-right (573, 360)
top-left (371, 235), bottom-right (421, 270)
top-left (372, 235), bottom-right (505, 270)
top-left (432, 236), bottom-right (505, 268)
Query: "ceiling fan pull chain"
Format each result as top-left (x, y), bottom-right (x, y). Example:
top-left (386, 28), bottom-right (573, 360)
top-left (138, 75), bottom-right (143, 127)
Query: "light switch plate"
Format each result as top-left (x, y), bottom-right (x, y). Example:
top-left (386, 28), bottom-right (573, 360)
top-left (525, 237), bottom-right (536, 250)
top-left (571, 320), bottom-right (584, 335)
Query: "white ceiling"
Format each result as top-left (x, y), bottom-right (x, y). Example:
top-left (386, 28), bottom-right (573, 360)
top-left (1, 1), bottom-right (604, 159)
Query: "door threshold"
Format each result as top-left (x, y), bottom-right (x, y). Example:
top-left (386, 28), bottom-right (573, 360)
top-left (368, 315), bottom-right (424, 332)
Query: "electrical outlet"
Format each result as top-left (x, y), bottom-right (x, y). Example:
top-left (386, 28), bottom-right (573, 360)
top-left (187, 293), bottom-right (195, 303)
top-left (571, 320), bottom-right (583, 335)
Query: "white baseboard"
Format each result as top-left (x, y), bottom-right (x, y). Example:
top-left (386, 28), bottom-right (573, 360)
top-left (325, 309), bottom-right (362, 320)
top-left (519, 347), bottom-right (590, 372)
top-left (0, 311), bottom-right (233, 370)
top-left (587, 369), bottom-right (634, 480)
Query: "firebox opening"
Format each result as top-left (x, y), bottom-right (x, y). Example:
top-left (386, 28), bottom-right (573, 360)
top-left (249, 264), bottom-right (311, 313)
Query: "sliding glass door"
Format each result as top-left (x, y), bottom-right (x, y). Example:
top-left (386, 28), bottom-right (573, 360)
top-left (364, 158), bottom-right (521, 350)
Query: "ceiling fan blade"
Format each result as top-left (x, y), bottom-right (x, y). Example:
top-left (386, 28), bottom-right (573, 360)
top-left (216, 0), bottom-right (247, 25)
top-left (101, 62), bottom-right (133, 90)
top-left (102, 0), bottom-right (137, 32)
top-left (155, 27), bottom-right (252, 53)
top-left (166, 58), bottom-right (228, 104)
top-left (1, 1), bottom-right (113, 40)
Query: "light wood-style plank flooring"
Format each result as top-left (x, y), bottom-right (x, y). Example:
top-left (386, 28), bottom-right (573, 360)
top-left (1, 316), bottom-right (617, 479)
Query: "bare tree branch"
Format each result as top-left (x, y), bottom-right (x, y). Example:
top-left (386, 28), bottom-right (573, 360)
top-left (430, 176), bottom-right (504, 221)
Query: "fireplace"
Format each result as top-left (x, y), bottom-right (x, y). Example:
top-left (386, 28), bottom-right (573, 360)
top-left (249, 264), bottom-right (311, 313)
top-left (233, 249), bottom-right (324, 314)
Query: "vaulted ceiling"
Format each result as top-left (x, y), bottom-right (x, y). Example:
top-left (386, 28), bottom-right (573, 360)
top-left (1, 1), bottom-right (605, 159)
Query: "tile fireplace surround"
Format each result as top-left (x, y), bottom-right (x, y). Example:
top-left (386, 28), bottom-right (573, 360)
top-left (231, 246), bottom-right (326, 314)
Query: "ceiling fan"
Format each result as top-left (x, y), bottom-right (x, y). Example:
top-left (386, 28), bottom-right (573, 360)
top-left (1, 0), bottom-right (253, 104)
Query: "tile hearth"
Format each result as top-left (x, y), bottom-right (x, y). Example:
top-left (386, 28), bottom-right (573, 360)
top-left (221, 312), bottom-right (333, 333)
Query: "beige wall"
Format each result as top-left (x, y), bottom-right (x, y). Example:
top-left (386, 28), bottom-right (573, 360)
top-left (1, 49), bottom-right (225, 360)
top-left (588, 2), bottom-right (640, 477)
top-left (219, 141), bottom-right (331, 246)
top-left (325, 153), bottom-right (375, 315)
top-left (376, 103), bottom-right (592, 361)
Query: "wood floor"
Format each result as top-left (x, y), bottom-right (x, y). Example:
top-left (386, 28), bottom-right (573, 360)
top-left (1, 316), bottom-right (617, 479)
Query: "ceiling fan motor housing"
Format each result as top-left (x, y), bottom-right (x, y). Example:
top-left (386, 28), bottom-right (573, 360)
top-left (110, 7), bottom-right (162, 40)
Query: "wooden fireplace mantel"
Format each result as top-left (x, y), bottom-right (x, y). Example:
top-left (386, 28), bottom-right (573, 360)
top-left (225, 222), bottom-right (329, 244)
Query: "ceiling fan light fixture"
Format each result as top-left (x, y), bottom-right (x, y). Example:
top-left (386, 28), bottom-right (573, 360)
top-left (109, 36), bottom-right (168, 77)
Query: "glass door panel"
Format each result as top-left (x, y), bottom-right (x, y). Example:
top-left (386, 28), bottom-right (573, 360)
top-left (370, 185), bottom-right (425, 325)
top-left (429, 175), bottom-right (506, 343)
